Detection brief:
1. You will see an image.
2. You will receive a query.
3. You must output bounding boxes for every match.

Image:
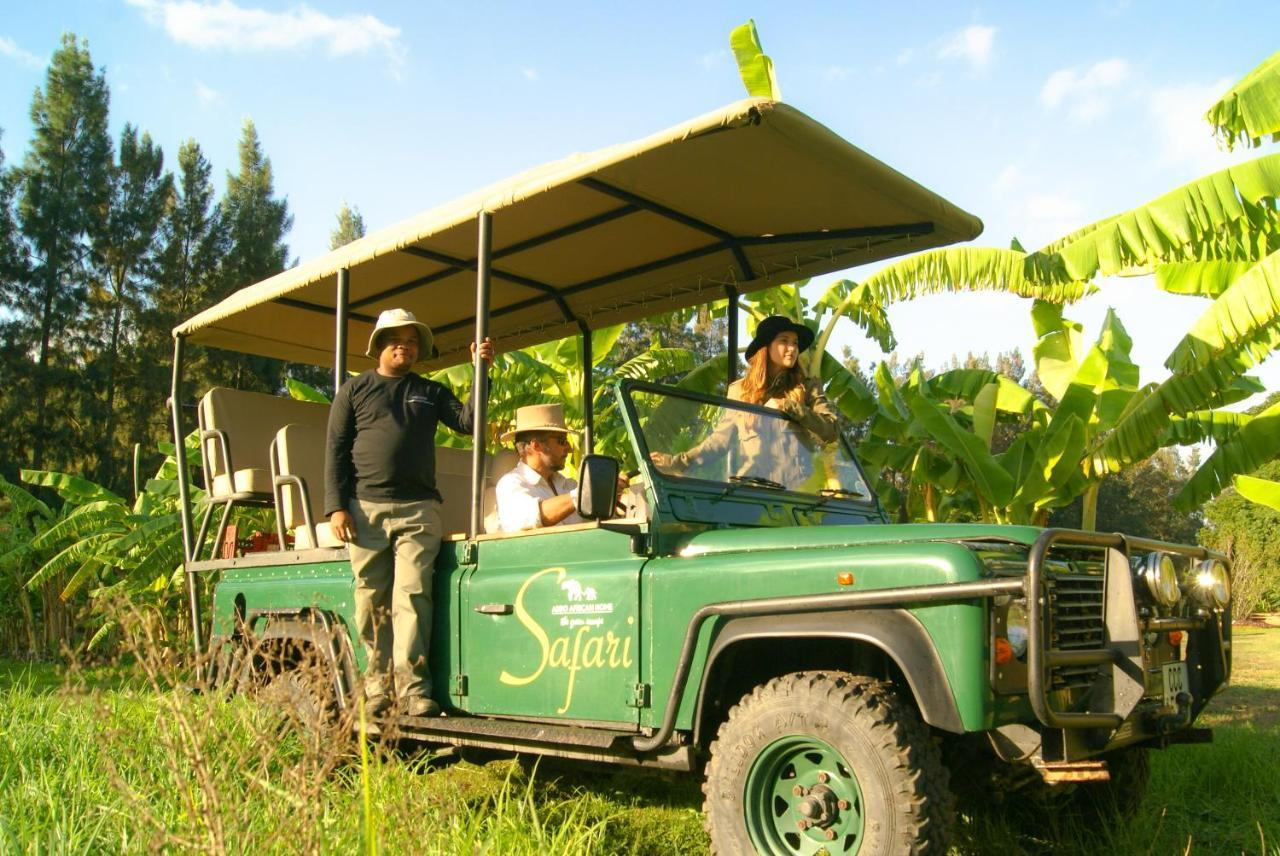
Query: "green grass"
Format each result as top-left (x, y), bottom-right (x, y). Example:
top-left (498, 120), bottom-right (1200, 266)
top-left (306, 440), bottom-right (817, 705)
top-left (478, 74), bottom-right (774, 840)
top-left (1, 628), bottom-right (1276, 854)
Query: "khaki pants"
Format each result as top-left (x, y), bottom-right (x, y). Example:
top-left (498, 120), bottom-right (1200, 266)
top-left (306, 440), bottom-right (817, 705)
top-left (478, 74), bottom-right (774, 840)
top-left (347, 497), bottom-right (443, 700)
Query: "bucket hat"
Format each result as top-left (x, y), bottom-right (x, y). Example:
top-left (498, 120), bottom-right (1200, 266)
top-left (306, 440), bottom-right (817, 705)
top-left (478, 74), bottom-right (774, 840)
top-left (365, 308), bottom-right (434, 359)
top-left (501, 403), bottom-right (579, 443)
top-left (744, 315), bottom-right (815, 362)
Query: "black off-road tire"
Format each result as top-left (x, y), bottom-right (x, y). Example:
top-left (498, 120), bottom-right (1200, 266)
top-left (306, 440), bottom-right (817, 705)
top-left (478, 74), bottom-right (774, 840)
top-left (260, 659), bottom-right (343, 750)
top-left (703, 671), bottom-right (954, 855)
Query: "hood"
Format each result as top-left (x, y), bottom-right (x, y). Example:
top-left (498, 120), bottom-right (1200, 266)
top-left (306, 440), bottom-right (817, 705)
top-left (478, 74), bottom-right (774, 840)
top-left (677, 522), bottom-right (1044, 559)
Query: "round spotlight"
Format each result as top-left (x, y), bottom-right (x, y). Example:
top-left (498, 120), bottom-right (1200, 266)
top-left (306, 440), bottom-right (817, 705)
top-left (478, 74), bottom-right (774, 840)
top-left (1142, 552), bottom-right (1181, 607)
top-left (1193, 559), bottom-right (1231, 610)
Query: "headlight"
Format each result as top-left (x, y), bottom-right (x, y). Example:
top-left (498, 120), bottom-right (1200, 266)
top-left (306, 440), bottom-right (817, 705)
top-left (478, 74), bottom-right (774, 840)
top-left (1141, 552), bottom-right (1181, 607)
top-left (1193, 559), bottom-right (1231, 609)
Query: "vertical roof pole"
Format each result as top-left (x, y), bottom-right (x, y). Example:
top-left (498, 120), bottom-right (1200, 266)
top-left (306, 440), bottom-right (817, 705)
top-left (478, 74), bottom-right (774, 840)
top-left (169, 334), bottom-right (203, 676)
top-left (578, 320), bottom-right (593, 455)
top-left (334, 267), bottom-right (350, 392)
top-left (725, 286), bottom-right (740, 385)
top-left (470, 211), bottom-right (493, 538)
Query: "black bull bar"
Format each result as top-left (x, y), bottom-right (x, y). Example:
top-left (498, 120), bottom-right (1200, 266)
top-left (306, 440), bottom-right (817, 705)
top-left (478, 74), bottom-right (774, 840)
top-left (1026, 529), bottom-right (1231, 731)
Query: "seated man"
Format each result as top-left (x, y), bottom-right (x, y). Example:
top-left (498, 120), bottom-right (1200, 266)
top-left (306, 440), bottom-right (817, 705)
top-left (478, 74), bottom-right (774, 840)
top-left (494, 404), bottom-right (584, 532)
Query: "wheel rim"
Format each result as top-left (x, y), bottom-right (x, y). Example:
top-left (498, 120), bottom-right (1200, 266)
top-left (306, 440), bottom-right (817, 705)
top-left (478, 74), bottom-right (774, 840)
top-left (743, 735), bottom-right (866, 855)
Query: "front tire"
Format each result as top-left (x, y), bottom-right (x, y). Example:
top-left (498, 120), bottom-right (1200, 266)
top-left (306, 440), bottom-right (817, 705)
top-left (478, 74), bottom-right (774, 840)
top-left (703, 671), bottom-right (953, 855)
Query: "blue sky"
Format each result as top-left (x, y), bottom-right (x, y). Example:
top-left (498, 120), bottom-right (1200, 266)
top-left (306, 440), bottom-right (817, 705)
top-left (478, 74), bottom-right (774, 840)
top-left (2, 1), bottom-right (1278, 396)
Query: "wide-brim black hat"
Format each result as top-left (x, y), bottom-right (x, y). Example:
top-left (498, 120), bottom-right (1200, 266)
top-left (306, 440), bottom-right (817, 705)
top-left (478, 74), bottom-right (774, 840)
top-left (745, 315), bottom-right (815, 362)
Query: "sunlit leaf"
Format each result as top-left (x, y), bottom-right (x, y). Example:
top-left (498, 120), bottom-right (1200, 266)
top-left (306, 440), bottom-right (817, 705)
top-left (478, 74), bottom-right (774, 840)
top-left (1205, 49), bottom-right (1280, 151)
top-left (1164, 249), bottom-right (1280, 373)
top-left (1234, 474), bottom-right (1280, 511)
top-left (729, 19), bottom-right (781, 100)
top-left (1175, 398), bottom-right (1280, 510)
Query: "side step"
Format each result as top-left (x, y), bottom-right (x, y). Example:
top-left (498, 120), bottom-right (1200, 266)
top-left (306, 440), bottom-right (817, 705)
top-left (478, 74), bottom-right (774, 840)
top-left (364, 712), bottom-right (695, 772)
top-left (398, 714), bottom-right (630, 749)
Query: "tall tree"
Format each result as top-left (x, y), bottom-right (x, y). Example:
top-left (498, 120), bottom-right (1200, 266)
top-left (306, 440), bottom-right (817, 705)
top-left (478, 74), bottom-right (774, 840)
top-left (330, 201), bottom-right (365, 249)
top-left (88, 125), bottom-right (171, 487)
top-left (213, 119), bottom-right (293, 392)
top-left (14, 34), bottom-right (112, 471)
top-left (0, 132), bottom-right (31, 481)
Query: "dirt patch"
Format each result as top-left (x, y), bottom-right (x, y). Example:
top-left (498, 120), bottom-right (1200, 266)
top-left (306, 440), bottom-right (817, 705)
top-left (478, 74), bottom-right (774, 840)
top-left (1234, 613), bottom-right (1280, 629)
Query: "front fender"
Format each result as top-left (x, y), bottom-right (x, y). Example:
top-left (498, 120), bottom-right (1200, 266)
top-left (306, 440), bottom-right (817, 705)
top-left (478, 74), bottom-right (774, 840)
top-left (693, 608), bottom-right (965, 740)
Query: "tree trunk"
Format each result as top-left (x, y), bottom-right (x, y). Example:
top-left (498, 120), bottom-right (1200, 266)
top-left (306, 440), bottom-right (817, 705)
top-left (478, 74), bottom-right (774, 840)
top-left (1081, 482), bottom-right (1100, 532)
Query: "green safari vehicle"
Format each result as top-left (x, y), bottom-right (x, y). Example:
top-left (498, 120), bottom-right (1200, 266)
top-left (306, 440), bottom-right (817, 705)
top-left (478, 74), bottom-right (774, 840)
top-left (168, 99), bottom-right (1233, 855)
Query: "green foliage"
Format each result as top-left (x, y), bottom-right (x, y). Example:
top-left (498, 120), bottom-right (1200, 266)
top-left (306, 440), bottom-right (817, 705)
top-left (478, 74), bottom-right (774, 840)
top-left (330, 201), bottom-right (366, 250)
top-left (1235, 473), bottom-right (1280, 512)
top-left (1176, 398), bottom-right (1280, 510)
top-left (1206, 49), bottom-right (1280, 151)
top-left (1201, 460), bottom-right (1280, 617)
top-left (729, 19), bottom-right (780, 101)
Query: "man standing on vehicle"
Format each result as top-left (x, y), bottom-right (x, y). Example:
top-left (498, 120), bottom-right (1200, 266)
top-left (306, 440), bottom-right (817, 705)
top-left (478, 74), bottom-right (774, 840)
top-left (325, 308), bottom-right (494, 718)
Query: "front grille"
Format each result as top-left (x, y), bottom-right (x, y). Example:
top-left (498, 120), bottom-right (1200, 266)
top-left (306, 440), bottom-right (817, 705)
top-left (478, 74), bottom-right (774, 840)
top-left (1048, 573), bottom-right (1106, 690)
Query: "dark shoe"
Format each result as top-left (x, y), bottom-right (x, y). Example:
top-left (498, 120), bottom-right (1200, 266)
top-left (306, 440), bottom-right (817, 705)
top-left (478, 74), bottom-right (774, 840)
top-left (365, 694), bottom-right (392, 716)
top-left (404, 696), bottom-right (441, 718)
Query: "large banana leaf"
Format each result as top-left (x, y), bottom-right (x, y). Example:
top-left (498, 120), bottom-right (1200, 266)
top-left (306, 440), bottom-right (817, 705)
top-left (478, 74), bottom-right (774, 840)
top-left (928, 369), bottom-right (1039, 414)
top-left (815, 279), bottom-right (896, 352)
top-left (1162, 410), bottom-right (1251, 446)
top-left (1205, 49), bottom-right (1280, 151)
top-left (20, 470), bottom-right (123, 505)
top-left (819, 352), bottom-right (876, 422)
top-left (1164, 249), bottom-right (1280, 373)
top-left (1031, 300), bottom-right (1085, 401)
top-left (729, 19), bottom-right (781, 100)
top-left (609, 347), bottom-right (698, 383)
top-left (30, 501), bottom-right (128, 550)
top-left (862, 247), bottom-right (1095, 306)
top-left (0, 474), bottom-right (53, 522)
top-left (1234, 474), bottom-right (1280, 511)
top-left (1175, 398), bottom-right (1280, 510)
top-left (1092, 309), bottom-right (1140, 431)
top-left (1042, 154), bottom-right (1280, 280)
top-left (902, 372), bottom-right (1014, 506)
top-left (25, 533), bottom-right (118, 591)
top-left (1156, 260), bottom-right (1254, 297)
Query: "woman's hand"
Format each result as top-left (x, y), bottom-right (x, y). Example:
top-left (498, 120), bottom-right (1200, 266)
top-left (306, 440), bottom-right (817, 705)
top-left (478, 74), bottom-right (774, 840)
top-left (649, 451), bottom-right (674, 468)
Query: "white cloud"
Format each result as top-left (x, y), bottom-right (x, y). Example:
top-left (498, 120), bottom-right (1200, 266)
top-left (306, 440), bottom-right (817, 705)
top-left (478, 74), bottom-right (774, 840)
top-left (0, 35), bottom-right (44, 69)
top-left (1148, 77), bottom-right (1248, 172)
top-left (1014, 193), bottom-right (1088, 248)
top-left (700, 49), bottom-right (727, 70)
top-left (126, 0), bottom-right (402, 63)
top-left (937, 25), bottom-right (996, 69)
top-left (1040, 59), bottom-right (1130, 122)
top-left (992, 164), bottom-right (1021, 193)
top-left (521, 67), bottom-right (538, 81)
top-left (195, 81), bottom-right (220, 103)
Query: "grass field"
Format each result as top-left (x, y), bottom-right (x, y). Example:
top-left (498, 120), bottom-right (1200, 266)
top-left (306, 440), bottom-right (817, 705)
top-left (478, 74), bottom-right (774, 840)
top-left (1, 627), bottom-right (1276, 855)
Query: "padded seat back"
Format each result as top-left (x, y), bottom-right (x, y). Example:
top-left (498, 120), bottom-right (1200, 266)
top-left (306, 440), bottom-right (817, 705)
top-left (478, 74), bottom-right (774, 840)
top-left (482, 449), bottom-right (521, 533)
top-left (274, 422), bottom-right (343, 550)
top-left (199, 387), bottom-right (329, 499)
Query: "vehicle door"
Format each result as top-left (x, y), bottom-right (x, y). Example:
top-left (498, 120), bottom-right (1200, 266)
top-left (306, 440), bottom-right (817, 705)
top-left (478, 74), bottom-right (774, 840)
top-left (459, 525), bottom-right (646, 726)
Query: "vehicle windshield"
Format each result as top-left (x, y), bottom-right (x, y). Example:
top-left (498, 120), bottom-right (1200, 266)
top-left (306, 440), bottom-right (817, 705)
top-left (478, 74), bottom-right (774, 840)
top-left (629, 385), bottom-right (873, 501)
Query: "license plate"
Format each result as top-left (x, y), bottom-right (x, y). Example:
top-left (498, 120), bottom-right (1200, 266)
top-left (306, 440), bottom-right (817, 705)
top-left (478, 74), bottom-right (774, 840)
top-left (1162, 661), bottom-right (1188, 707)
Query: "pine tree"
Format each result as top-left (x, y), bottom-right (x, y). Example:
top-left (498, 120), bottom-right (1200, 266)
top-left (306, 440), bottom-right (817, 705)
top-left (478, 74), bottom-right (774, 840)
top-left (0, 131), bottom-right (33, 480)
top-left (14, 34), bottom-right (112, 471)
top-left (330, 201), bottom-right (366, 249)
top-left (87, 124), bottom-right (172, 487)
top-left (214, 119), bottom-right (292, 392)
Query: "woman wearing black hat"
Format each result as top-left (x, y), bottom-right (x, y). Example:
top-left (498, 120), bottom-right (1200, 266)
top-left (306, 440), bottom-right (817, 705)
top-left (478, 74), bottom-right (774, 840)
top-left (651, 315), bottom-right (838, 484)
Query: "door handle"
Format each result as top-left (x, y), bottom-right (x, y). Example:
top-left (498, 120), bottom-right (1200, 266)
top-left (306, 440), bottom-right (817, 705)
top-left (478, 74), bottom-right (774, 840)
top-left (474, 603), bottom-right (513, 615)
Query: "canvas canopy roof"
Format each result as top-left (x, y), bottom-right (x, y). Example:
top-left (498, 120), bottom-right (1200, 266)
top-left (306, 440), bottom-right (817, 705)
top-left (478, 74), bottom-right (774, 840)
top-left (175, 98), bottom-right (983, 369)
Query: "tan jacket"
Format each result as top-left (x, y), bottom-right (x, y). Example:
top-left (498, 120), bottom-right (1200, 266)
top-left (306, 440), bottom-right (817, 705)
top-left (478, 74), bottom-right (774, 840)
top-left (670, 378), bottom-right (839, 485)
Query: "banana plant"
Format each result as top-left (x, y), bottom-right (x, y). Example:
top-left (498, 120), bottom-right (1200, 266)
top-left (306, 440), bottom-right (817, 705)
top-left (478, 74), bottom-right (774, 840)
top-left (1234, 473), bottom-right (1280, 512)
top-left (1205, 49), bottom-right (1280, 151)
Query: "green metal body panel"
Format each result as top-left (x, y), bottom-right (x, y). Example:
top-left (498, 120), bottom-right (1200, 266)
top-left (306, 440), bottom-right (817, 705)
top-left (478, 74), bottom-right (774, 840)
top-left (458, 526), bottom-right (646, 725)
top-left (641, 536), bottom-right (991, 732)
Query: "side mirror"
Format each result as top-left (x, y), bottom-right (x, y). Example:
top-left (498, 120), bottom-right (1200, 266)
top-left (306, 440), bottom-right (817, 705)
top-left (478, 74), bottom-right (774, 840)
top-left (577, 454), bottom-right (620, 521)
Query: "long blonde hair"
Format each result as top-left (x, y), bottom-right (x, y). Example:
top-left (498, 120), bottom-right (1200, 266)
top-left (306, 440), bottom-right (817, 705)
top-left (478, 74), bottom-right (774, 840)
top-left (738, 346), bottom-right (808, 406)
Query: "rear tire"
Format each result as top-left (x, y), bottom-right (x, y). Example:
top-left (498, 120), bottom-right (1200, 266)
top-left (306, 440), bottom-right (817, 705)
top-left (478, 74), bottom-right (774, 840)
top-left (703, 671), bottom-right (953, 855)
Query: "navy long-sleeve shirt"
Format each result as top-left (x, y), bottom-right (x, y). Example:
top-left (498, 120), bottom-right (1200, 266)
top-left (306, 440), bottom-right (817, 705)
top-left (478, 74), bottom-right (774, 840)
top-left (325, 369), bottom-right (478, 515)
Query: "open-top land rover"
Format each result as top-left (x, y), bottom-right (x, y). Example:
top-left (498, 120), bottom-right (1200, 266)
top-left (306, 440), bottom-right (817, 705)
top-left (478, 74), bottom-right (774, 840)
top-left (169, 99), bottom-right (1232, 855)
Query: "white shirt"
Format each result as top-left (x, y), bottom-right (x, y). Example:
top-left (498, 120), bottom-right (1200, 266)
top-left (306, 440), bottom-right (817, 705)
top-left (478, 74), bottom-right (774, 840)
top-left (494, 460), bottom-right (583, 532)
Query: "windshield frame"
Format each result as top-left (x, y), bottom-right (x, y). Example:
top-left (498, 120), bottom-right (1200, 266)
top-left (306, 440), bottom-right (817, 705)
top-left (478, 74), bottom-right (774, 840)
top-left (619, 379), bottom-right (880, 511)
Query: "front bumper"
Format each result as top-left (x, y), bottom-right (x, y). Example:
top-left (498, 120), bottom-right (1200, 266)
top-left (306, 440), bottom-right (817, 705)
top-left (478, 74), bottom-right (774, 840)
top-left (1024, 529), bottom-right (1230, 752)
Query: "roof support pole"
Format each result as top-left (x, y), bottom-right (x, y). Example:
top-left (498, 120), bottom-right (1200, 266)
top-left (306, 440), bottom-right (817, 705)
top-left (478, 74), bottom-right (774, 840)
top-left (469, 211), bottom-right (492, 538)
top-left (725, 286), bottom-right (739, 385)
top-left (334, 267), bottom-right (349, 392)
top-left (169, 334), bottom-right (203, 676)
top-left (578, 321), bottom-right (593, 455)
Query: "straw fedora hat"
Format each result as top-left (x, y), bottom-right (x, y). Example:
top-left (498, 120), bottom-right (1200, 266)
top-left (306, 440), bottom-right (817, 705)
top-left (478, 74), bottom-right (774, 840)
top-left (501, 403), bottom-right (579, 443)
top-left (365, 308), bottom-right (434, 359)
